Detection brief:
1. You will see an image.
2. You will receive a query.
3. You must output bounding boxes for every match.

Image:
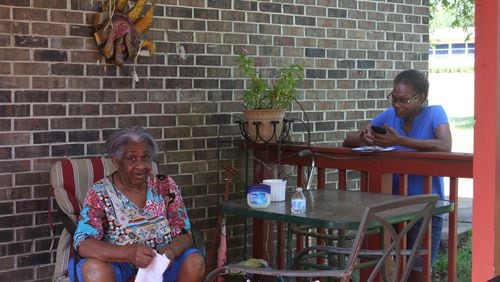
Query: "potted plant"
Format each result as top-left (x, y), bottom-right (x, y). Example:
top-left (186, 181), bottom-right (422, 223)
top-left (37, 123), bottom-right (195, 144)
top-left (236, 50), bottom-right (303, 143)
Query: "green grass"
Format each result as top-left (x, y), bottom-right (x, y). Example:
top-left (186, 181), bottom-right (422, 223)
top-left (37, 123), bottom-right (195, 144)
top-left (449, 117), bottom-right (475, 129)
top-left (433, 231), bottom-right (472, 281)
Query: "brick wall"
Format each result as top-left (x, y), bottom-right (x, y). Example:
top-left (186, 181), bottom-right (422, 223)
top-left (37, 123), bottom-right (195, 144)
top-left (0, 0), bottom-right (429, 280)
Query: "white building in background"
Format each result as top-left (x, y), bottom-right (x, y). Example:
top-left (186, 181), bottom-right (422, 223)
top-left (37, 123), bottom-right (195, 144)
top-left (429, 27), bottom-right (475, 69)
top-left (428, 28), bottom-right (474, 119)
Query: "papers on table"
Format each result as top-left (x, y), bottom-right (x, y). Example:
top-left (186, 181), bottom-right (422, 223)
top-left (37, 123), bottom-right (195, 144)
top-left (352, 146), bottom-right (396, 152)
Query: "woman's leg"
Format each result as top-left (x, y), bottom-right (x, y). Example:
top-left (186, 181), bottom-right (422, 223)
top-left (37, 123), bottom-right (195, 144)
top-left (81, 258), bottom-right (115, 282)
top-left (70, 257), bottom-right (136, 282)
top-left (163, 248), bottom-right (205, 282)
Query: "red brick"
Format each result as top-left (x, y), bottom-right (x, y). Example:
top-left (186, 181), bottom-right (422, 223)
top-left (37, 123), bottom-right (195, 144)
top-left (179, 114), bottom-right (204, 125)
top-left (15, 90), bottom-right (48, 103)
top-left (165, 103), bottom-right (191, 113)
top-left (150, 90), bottom-right (177, 102)
top-left (13, 8), bottom-right (47, 21)
top-left (14, 145), bottom-right (49, 158)
top-left (0, 21), bottom-right (30, 34)
top-left (70, 0), bottom-right (99, 11)
top-left (14, 35), bottom-right (48, 48)
top-left (50, 117), bottom-right (83, 129)
top-left (0, 201), bottom-right (13, 214)
top-left (0, 146), bottom-right (12, 160)
top-left (33, 104), bottom-right (66, 116)
top-left (14, 118), bottom-right (48, 130)
top-left (0, 230), bottom-right (13, 243)
top-left (68, 130), bottom-right (99, 142)
top-left (0, 48), bottom-right (30, 61)
top-left (33, 131), bottom-right (66, 144)
top-left (0, 267), bottom-right (34, 281)
top-left (0, 186), bottom-right (30, 199)
top-left (33, 0), bottom-right (67, 9)
top-left (0, 133), bottom-right (30, 145)
top-left (117, 116), bottom-right (147, 128)
top-left (86, 64), bottom-right (119, 76)
top-left (180, 139), bottom-right (206, 150)
top-left (0, 119), bottom-right (10, 131)
top-left (102, 103), bottom-right (132, 115)
top-left (0, 6), bottom-right (10, 19)
top-left (34, 50), bottom-right (68, 62)
top-left (0, 160), bottom-right (30, 173)
top-left (13, 62), bottom-right (50, 75)
top-left (164, 127), bottom-right (190, 138)
top-left (0, 105), bottom-right (30, 117)
top-left (69, 104), bottom-right (99, 115)
top-left (32, 76), bottom-right (67, 89)
top-left (0, 0), bottom-right (29, 6)
top-left (134, 78), bottom-right (164, 89)
top-left (103, 78), bottom-right (133, 89)
top-left (32, 22), bottom-right (67, 36)
top-left (135, 103), bottom-right (162, 114)
top-left (50, 37), bottom-right (85, 50)
top-left (71, 50), bottom-right (101, 63)
top-left (150, 116), bottom-right (176, 127)
top-left (87, 143), bottom-right (105, 155)
top-left (0, 91), bottom-right (11, 102)
top-left (17, 251), bottom-right (51, 267)
top-left (15, 172), bottom-right (48, 186)
top-left (86, 117), bottom-right (115, 129)
top-left (68, 77), bottom-right (100, 89)
top-left (117, 91), bottom-right (148, 102)
top-left (85, 91), bottom-right (116, 102)
top-left (51, 63), bottom-right (84, 75)
top-left (15, 199), bottom-right (48, 214)
top-left (51, 144), bottom-right (84, 156)
top-left (50, 91), bottom-right (83, 102)
top-left (50, 10), bottom-right (83, 24)
top-left (33, 158), bottom-right (59, 171)
top-left (0, 62), bottom-right (10, 74)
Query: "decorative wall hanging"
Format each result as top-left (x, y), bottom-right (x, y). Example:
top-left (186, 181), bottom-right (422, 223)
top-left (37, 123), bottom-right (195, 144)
top-left (93, 0), bottom-right (157, 67)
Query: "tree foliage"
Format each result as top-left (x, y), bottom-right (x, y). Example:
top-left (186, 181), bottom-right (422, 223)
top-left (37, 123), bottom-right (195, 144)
top-left (430, 0), bottom-right (475, 30)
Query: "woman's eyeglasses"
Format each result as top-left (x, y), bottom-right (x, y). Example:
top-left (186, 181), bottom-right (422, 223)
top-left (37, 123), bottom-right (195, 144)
top-left (387, 92), bottom-right (421, 105)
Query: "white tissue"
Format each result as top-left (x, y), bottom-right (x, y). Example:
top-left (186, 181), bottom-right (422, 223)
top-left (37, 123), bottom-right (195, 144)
top-left (135, 252), bottom-right (170, 282)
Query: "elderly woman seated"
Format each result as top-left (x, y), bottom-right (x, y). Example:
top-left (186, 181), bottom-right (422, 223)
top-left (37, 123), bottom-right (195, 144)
top-left (68, 127), bottom-right (205, 282)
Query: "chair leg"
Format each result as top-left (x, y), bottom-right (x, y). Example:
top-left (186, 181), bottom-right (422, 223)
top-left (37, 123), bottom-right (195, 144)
top-left (203, 267), bottom-right (227, 282)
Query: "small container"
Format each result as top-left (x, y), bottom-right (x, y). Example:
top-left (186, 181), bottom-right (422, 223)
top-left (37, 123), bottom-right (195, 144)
top-left (246, 184), bottom-right (271, 209)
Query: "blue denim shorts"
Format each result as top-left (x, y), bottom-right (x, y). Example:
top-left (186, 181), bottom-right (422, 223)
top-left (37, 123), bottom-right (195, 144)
top-left (407, 216), bottom-right (443, 271)
top-left (68, 248), bottom-right (201, 282)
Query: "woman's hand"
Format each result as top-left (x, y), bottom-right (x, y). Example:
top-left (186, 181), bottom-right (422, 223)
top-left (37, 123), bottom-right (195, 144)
top-left (159, 233), bottom-right (194, 260)
top-left (126, 244), bottom-right (156, 268)
top-left (360, 126), bottom-right (375, 145)
top-left (372, 126), bottom-right (399, 147)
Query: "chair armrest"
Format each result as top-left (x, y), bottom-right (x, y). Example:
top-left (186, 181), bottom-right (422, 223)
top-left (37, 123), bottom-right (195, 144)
top-left (191, 225), bottom-right (206, 258)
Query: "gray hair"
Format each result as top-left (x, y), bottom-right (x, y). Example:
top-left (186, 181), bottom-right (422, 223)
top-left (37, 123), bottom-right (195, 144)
top-left (105, 127), bottom-right (159, 158)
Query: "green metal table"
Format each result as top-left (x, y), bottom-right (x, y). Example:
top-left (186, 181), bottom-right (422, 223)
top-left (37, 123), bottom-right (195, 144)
top-left (222, 189), bottom-right (454, 278)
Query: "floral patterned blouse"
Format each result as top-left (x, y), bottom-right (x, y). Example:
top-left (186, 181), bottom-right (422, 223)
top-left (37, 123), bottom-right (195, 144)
top-left (73, 174), bottom-right (190, 251)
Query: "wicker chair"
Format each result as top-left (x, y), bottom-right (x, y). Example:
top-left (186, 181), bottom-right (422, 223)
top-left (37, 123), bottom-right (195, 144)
top-left (50, 158), bottom-right (204, 281)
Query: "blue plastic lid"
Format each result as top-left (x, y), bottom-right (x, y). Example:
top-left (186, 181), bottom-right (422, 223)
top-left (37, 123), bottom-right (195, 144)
top-left (246, 184), bottom-right (270, 194)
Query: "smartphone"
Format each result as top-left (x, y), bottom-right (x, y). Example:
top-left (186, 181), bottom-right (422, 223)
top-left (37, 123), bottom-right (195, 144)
top-left (371, 125), bottom-right (387, 134)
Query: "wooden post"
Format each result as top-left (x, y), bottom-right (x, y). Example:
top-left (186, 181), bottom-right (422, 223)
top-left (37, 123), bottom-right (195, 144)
top-left (473, 1), bottom-right (500, 280)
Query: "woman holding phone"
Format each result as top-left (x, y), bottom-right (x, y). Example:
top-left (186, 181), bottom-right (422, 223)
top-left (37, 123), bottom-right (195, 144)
top-left (342, 69), bottom-right (452, 282)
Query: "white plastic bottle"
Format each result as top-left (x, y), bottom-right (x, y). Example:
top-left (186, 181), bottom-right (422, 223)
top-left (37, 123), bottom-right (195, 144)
top-left (291, 187), bottom-right (306, 214)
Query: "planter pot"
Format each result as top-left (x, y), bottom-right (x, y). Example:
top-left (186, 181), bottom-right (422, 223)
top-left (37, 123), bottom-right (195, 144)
top-left (242, 109), bottom-right (286, 143)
